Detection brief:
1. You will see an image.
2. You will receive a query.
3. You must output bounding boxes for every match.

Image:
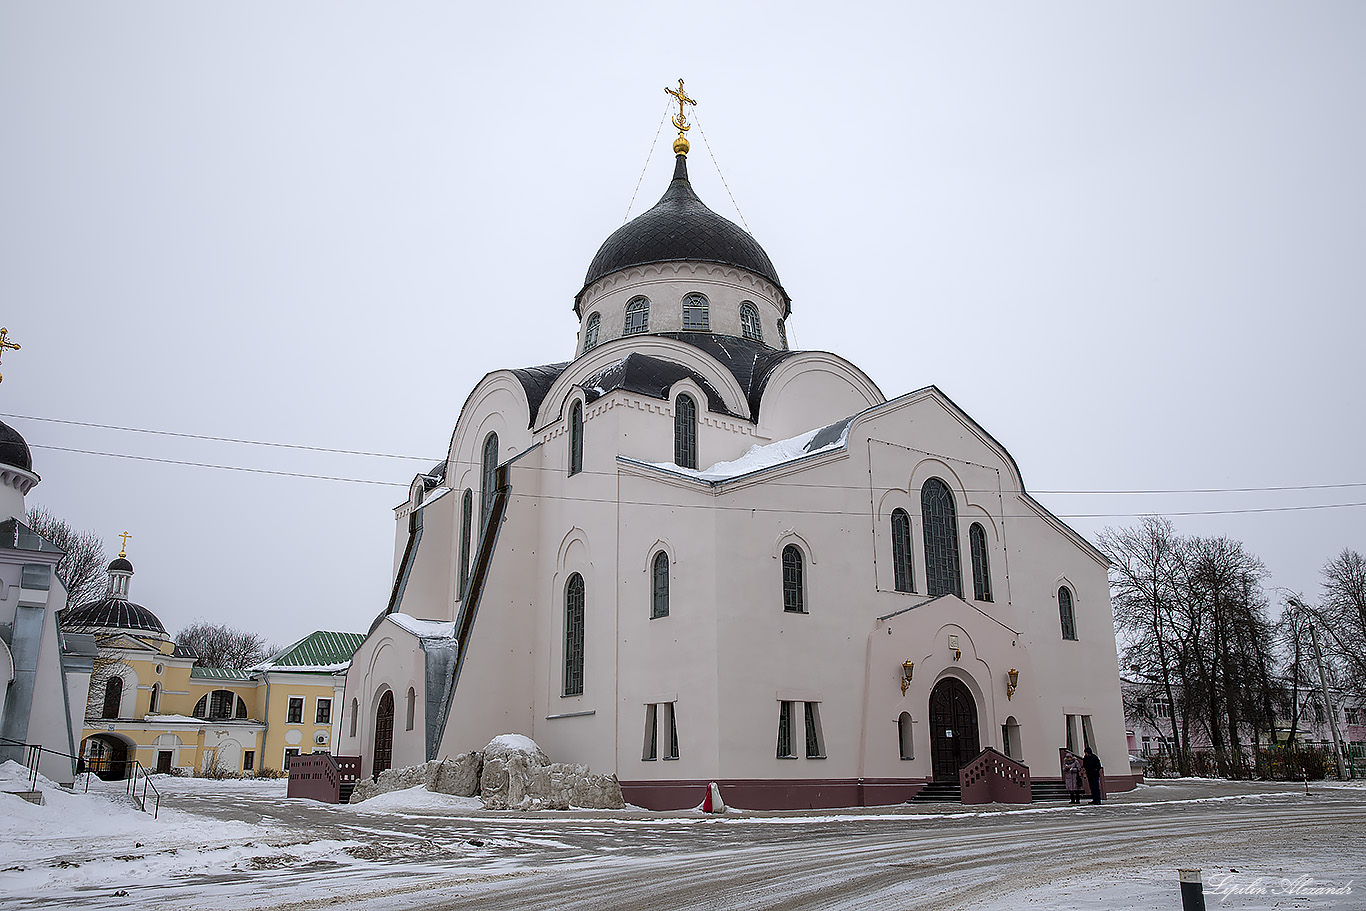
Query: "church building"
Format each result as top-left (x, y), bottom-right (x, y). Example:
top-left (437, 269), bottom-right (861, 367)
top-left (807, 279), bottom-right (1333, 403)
top-left (340, 94), bottom-right (1134, 808)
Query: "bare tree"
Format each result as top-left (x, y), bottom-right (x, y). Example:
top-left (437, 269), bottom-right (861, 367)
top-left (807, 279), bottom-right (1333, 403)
top-left (1316, 549), bottom-right (1366, 690)
top-left (25, 504), bottom-right (108, 608)
top-left (175, 622), bottom-right (275, 669)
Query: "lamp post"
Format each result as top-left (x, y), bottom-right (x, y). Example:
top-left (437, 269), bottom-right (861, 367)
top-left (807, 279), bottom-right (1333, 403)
top-left (1289, 596), bottom-right (1347, 780)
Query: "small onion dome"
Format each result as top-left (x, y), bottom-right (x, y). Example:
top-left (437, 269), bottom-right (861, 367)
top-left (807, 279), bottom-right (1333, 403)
top-left (577, 154), bottom-right (786, 310)
top-left (0, 420), bottom-right (32, 472)
top-left (108, 556), bottom-right (134, 573)
top-left (62, 597), bottom-right (168, 636)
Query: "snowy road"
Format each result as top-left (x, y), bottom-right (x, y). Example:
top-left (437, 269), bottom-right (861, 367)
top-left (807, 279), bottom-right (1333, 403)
top-left (3, 777), bottom-right (1363, 910)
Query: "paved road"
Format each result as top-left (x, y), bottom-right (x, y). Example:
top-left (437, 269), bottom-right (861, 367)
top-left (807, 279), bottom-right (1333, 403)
top-left (18, 780), bottom-right (1366, 910)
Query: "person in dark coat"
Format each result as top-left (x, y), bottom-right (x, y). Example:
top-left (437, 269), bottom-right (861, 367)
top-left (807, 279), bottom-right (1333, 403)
top-left (1062, 752), bottom-right (1084, 804)
top-left (1082, 747), bottom-right (1103, 804)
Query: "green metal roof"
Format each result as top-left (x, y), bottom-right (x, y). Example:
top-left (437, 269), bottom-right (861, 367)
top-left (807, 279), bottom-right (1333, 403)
top-left (190, 666), bottom-right (254, 680)
top-left (260, 630), bottom-right (366, 671)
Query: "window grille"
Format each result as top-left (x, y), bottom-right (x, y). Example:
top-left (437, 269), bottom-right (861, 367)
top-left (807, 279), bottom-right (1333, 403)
top-left (651, 551), bottom-right (670, 618)
top-left (891, 508), bottom-right (914, 593)
top-left (969, 523), bottom-right (992, 602)
top-left (782, 544), bottom-right (805, 613)
top-left (667, 702), bottom-right (680, 760)
top-left (316, 698), bottom-right (332, 725)
top-left (286, 696), bottom-right (303, 724)
top-left (1059, 586), bottom-right (1077, 640)
top-left (682, 293), bottom-right (709, 331)
top-left (480, 433), bottom-right (499, 530)
top-left (776, 701), bottom-right (795, 758)
top-left (583, 312), bottom-right (600, 351)
top-left (569, 401), bottom-right (583, 476)
top-left (921, 478), bottom-right (963, 598)
top-left (459, 489), bottom-right (473, 597)
top-left (643, 704), bottom-right (658, 760)
top-left (624, 297), bottom-right (649, 335)
top-left (674, 395), bottom-right (697, 469)
top-left (804, 702), bottom-right (825, 758)
top-left (564, 573), bottom-right (585, 696)
top-left (740, 301), bottom-right (762, 342)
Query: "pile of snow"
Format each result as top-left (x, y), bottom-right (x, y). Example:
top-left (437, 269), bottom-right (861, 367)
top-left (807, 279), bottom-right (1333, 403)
top-left (387, 613), bottom-right (458, 639)
top-left (639, 420), bottom-right (851, 483)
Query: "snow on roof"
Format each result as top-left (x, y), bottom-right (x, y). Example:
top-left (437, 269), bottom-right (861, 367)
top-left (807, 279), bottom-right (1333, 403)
top-left (386, 613), bottom-right (457, 639)
top-left (637, 416), bottom-right (853, 483)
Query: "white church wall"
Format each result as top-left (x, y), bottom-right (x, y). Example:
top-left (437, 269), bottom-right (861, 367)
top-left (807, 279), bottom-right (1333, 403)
top-left (396, 489), bottom-right (457, 621)
top-left (756, 352), bottom-right (884, 443)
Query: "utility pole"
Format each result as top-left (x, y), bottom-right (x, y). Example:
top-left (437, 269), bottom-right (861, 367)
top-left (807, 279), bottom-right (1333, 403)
top-left (1309, 622), bottom-right (1347, 780)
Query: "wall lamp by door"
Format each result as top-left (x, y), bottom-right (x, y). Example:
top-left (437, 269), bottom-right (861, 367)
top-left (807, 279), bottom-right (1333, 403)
top-left (900, 660), bottom-right (915, 696)
top-left (1006, 668), bottom-right (1019, 700)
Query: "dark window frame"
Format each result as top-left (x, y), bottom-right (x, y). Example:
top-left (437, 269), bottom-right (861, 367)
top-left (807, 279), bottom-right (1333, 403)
top-left (459, 489), bottom-right (473, 597)
top-left (891, 508), bottom-right (915, 593)
top-left (286, 696), bottom-right (304, 724)
top-left (782, 544), bottom-right (806, 613)
top-left (624, 296), bottom-right (650, 335)
top-left (563, 573), bottom-right (585, 696)
top-left (740, 301), bottom-right (762, 342)
top-left (777, 701), bottom-right (795, 758)
top-left (480, 433), bottom-right (499, 531)
top-left (674, 394), bottom-right (697, 469)
top-left (682, 292), bottom-right (710, 331)
top-left (651, 550), bottom-right (670, 619)
top-left (921, 478), bottom-right (963, 598)
top-left (970, 523), bottom-right (993, 602)
top-left (583, 312), bottom-right (601, 351)
top-left (569, 401), bottom-right (583, 476)
top-left (316, 697), bottom-right (332, 725)
top-left (1059, 586), bottom-right (1078, 640)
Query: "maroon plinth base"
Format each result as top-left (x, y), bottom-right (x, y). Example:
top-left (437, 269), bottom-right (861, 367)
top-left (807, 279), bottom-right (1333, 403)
top-left (619, 778), bottom-right (929, 811)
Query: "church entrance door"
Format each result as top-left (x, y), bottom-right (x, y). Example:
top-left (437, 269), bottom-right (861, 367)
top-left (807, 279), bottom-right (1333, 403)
top-left (373, 690), bottom-right (395, 778)
top-left (929, 677), bottom-right (979, 782)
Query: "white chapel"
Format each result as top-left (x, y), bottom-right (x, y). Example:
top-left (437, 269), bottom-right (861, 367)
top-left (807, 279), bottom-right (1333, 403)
top-left (339, 96), bottom-right (1134, 809)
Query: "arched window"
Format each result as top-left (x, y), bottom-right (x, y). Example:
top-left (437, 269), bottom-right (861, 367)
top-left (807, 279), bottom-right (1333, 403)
top-left (480, 432), bottom-right (499, 530)
top-left (682, 292), bottom-right (709, 331)
top-left (564, 573), bottom-right (585, 696)
top-left (740, 301), bottom-right (762, 342)
top-left (898, 712), bottom-right (914, 760)
top-left (583, 312), bottom-right (601, 351)
top-left (1059, 586), bottom-right (1078, 640)
top-left (782, 544), bottom-right (806, 613)
top-left (921, 478), bottom-right (963, 598)
top-left (569, 401), bottom-right (583, 476)
top-left (674, 394), bottom-right (697, 469)
top-left (349, 698), bottom-right (359, 737)
top-left (777, 318), bottom-right (788, 349)
top-left (101, 676), bottom-right (123, 719)
top-left (192, 695), bottom-right (207, 718)
top-left (624, 296), bottom-right (649, 335)
top-left (651, 551), bottom-right (670, 619)
top-left (235, 698), bottom-right (248, 719)
top-left (970, 523), bottom-right (993, 602)
top-left (891, 508), bottom-right (914, 593)
top-left (459, 489), bottom-right (473, 597)
top-left (149, 682), bottom-right (160, 714)
top-left (406, 687), bottom-right (416, 731)
top-left (209, 689), bottom-right (235, 720)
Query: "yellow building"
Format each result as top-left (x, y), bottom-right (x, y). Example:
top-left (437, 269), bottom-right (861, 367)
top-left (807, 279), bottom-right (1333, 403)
top-left (65, 555), bottom-right (363, 777)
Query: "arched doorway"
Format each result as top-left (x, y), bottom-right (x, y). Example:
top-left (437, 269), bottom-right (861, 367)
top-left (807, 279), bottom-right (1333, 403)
top-left (373, 690), bottom-right (395, 778)
top-left (929, 677), bottom-right (980, 781)
top-left (83, 733), bottom-right (131, 781)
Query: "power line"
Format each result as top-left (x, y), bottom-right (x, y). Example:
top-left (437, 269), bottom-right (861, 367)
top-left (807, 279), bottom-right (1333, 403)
top-left (28, 443), bottom-right (1366, 518)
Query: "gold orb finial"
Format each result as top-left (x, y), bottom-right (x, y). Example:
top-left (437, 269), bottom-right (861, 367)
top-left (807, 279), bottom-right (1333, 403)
top-left (664, 78), bottom-right (697, 156)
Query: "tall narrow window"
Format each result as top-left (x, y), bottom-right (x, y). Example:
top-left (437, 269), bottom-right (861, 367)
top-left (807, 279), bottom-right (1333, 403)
top-left (666, 702), bottom-right (680, 760)
top-left (740, 301), bottom-right (762, 342)
top-left (316, 698), bottom-right (332, 724)
top-left (651, 550), bottom-right (670, 618)
top-left (193, 695), bottom-right (208, 718)
top-left (777, 701), bottom-right (795, 758)
top-left (405, 687), bottom-right (416, 731)
top-left (898, 712), bottom-right (914, 760)
top-left (674, 394), bottom-right (697, 469)
top-left (777, 319), bottom-right (788, 349)
top-left (1059, 586), bottom-right (1077, 640)
top-left (564, 573), bottom-right (585, 696)
top-left (782, 544), bottom-right (805, 613)
top-left (682, 292), bottom-right (709, 331)
top-left (891, 508), bottom-right (914, 593)
top-left (969, 523), bottom-right (992, 602)
top-left (480, 432), bottom-right (499, 531)
top-left (569, 401), bottom-right (583, 476)
top-left (804, 702), bottom-right (825, 758)
top-left (624, 296), bottom-right (649, 335)
top-left (459, 489), bottom-right (473, 597)
top-left (643, 704), bottom-right (658, 760)
top-left (149, 682), bottom-right (161, 714)
top-left (921, 478), bottom-right (963, 598)
top-left (583, 312), bottom-right (601, 351)
top-left (102, 676), bottom-right (123, 719)
top-left (349, 698), bottom-right (358, 737)
top-left (235, 698), bottom-right (248, 719)
top-left (285, 696), bottom-right (303, 724)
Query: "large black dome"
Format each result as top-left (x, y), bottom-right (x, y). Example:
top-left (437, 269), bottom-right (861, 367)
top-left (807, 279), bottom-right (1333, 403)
top-left (578, 155), bottom-right (785, 307)
top-left (63, 598), bottom-right (167, 636)
top-left (0, 420), bottom-right (32, 472)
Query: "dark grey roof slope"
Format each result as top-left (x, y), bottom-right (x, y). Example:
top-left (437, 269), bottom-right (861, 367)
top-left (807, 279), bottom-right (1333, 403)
top-left (656, 333), bottom-right (797, 421)
top-left (577, 155), bottom-right (786, 309)
top-left (63, 598), bottom-right (167, 635)
top-left (509, 362), bottom-right (571, 427)
top-left (581, 353), bottom-right (735, 418)
top-left (0, 421), bottom-right (32, 472)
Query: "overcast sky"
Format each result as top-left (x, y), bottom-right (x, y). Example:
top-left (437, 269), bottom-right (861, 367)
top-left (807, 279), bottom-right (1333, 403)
top-left (2, 2), bottom-right (1362, 648)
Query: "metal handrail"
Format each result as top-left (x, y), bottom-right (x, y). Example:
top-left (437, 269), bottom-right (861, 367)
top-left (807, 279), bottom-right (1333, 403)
top-left (2, 736), bottom-right (159, 817)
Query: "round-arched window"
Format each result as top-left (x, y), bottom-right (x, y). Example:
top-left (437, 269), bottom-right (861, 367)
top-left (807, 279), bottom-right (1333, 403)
top-left (682, 293), bottom-right (709, 331)
top-left (583, 313), bottom-right (601, 352)
top-left (625, 297), bottom-right (649, 335)
top-left (740, 301), bottom-right (762, 342)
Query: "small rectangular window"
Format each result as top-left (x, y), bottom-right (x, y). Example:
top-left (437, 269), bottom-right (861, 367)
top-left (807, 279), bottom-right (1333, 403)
top-left (776, 701), bottom-right (795, 758)
top-left (643, 704), bottom-right (658, 761)
top-left (243, 750), bottom-right (255, 771)
top-left (284, 747), bottom-right (300, 769)
top-left (666, 702), bottom-right (679, 760)
top-left (804, 702), bottom-right (825, 759)
top-left (287, 697), bottom-right (304, 724)
top-left (315, 698), bottom-right (332, 725)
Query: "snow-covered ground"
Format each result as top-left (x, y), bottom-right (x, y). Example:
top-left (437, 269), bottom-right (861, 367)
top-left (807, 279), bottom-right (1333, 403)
top-left (3, 761), bottom-right (1362, 910)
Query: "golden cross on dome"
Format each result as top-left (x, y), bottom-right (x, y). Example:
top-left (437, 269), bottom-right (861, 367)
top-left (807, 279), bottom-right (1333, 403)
top-left (665, 79), bottom-right (697, 132)
top-left (118, 531), bottom-right (132, 559)
top-left (0, 327), bottom-right (19, 384)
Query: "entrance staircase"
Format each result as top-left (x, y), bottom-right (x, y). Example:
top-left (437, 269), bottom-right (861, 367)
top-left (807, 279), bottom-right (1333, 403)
top-left (1030, 780), bottom-right (1071, 801)
top-left (911, 781), bottom-right (963, 803)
